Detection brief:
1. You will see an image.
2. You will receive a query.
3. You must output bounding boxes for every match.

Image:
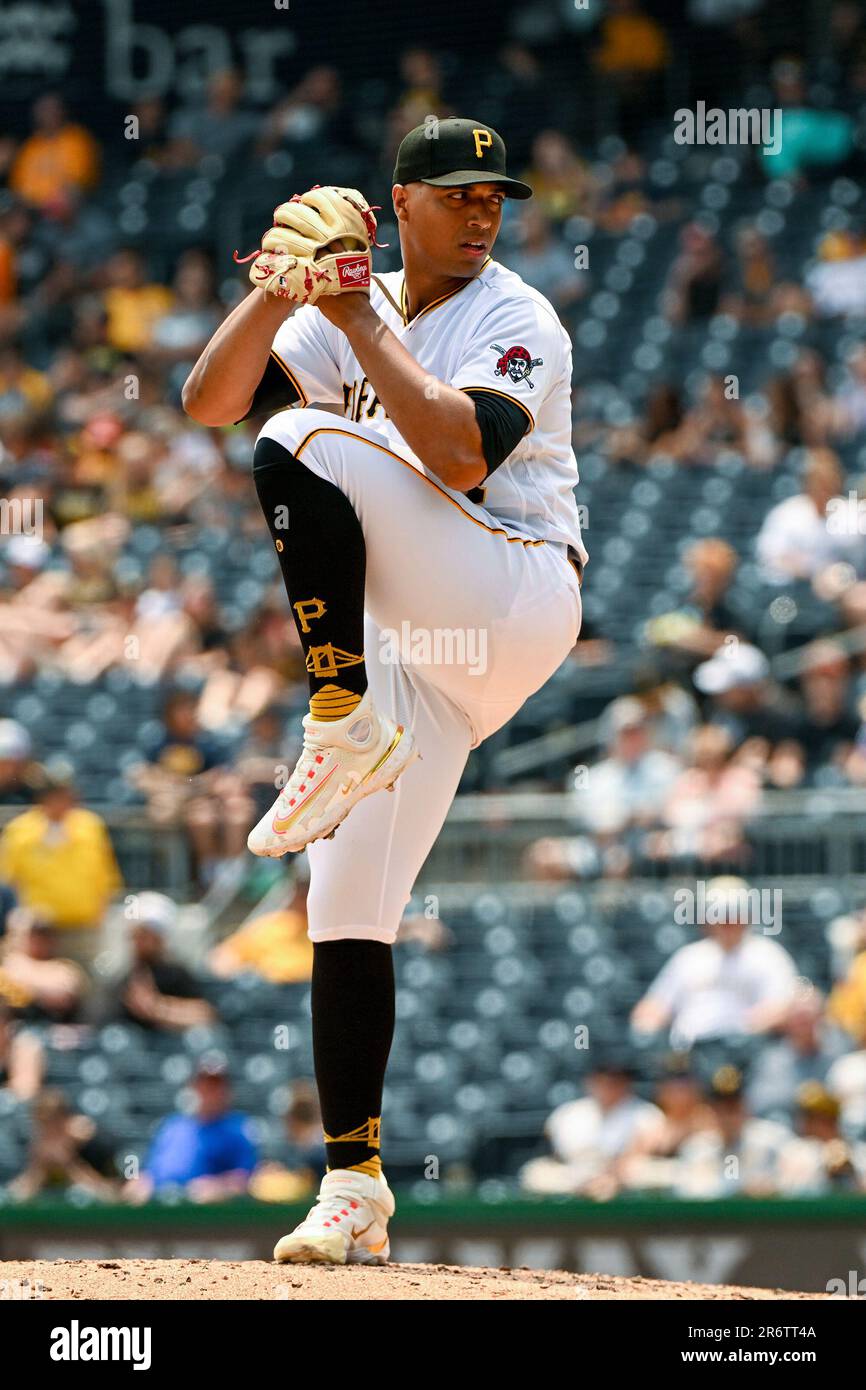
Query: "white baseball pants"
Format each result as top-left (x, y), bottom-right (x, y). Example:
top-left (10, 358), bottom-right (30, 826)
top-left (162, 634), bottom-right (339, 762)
top-left (256, 407), bottom-right (582, 945)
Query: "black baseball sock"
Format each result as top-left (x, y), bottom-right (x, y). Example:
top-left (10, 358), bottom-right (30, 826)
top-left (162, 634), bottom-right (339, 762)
top-left (311, 940), bottom-right (395, 1177)
top-left (253, 436), bottom-right (367, 720)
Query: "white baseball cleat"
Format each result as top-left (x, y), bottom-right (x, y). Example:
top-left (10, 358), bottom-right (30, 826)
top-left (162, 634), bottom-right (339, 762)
top-left (247, 690), bottom-right (418, 857)
top-left (273, 1168), bottom-right (395, 1265)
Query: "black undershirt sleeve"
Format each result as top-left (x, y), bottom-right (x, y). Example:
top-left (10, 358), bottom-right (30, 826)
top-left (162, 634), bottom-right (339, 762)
top-left (233, 353), bottom-right (301, 424)
top-left (464, 389), bottom-right (530, 480)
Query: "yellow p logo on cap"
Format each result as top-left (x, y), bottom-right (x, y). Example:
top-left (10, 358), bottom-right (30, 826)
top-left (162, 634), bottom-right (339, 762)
top-left (472, 128), bottom-right (492, 159)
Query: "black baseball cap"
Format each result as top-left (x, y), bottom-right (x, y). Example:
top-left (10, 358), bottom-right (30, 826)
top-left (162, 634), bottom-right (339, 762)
top-left (393, 118), bottom-right (532, 200)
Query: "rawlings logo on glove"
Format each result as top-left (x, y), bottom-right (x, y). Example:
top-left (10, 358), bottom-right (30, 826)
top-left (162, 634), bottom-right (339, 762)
top-left (234, 185), bottom-right (383, 306)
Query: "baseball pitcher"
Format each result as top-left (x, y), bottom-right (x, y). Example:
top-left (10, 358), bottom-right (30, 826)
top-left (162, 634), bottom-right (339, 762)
top-left (183, 118), bottom-right (587, 1263)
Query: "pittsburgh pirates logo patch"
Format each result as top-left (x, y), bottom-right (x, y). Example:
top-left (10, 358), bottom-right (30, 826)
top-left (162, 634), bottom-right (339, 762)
top-left (490, 342), bottom-right (543, 388)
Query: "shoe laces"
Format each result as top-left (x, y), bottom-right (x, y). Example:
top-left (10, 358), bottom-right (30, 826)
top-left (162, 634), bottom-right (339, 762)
top-left (304, 1185), bottom-right (365, 1232)
top-left (278, 729), bottom-right (329, 806)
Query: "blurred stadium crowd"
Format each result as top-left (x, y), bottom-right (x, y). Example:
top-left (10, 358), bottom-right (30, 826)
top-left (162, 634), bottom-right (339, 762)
top-left (4, 0), bottom-right (866, 1203)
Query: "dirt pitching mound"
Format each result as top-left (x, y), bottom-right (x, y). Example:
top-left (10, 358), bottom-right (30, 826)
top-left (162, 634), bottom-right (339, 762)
top-left (2, 1259), bottom-right (828, 1301)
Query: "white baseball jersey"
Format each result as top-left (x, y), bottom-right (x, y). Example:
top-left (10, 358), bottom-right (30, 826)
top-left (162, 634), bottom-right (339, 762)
top-left (265, 258), bottom-right (588, 565)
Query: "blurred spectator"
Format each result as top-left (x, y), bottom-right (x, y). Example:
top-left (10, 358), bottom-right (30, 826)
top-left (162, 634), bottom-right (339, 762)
top-left (806, 229), bottom-right (866, 318)
top-left (664, 223), bottom-right (724, 327)
top-left (593, 0), bottom-right (670, 145)
top-left (0, 915), bottom-right (87, 1024)
top-left (674, 1066), bottom-right (793, 1197)
top-left (133, 690), bottom-right (224, 787)
top-left (579, 696), bottom-right (681, 841)
top-left (757, 448), bottom-right (863, 584)
top-left (528, 696), bottom-right (682, 879)
top-left (209, 873), bottom-right (313, 984)
top-left (619, 1056), bottom-right (713, 1191)
top-left (674, 374), bottom-right (772, 469)
top-left (8, 1088), bottom-right (117, 1200)
top-left (617, 663), bottom-right (700, 757)
top-left (501, 206), bottom-right (585, 319)
top-left (257, 67), bottom-right (347, 152)
top-left (520, 1056), bottom-right (661, 1198)
top-left (0, 341), bottom-right (53, 417)
top-left (61, 514), bottom-right (127, 608)
top-left (748, 988), bottom-right (849, 1119)
top-left (597, 147), bottom-right (680, 235)
top-left (34, 184), bottom-right (116, 279)
top-left (646, 539), bottom-right (744, 663)
top-left (631, 877), bottom-right (799, 1049)
top-left (693, 643), bottom-right (804, 770)
top-left (385, 49), bottom-right (452, 158)
top-left (520, 130), bottom-right (598, 222)
top-left (149, 249), bottom-right (222, 390)
top-left (102, 248), bottom-right (173, 354)
top-left (642, 384), bottom-right (688, 457)
top-left (0, 999), bottom-right (43, 1101)
top-left (166, 69), bottom-right (258, 166)
top-left (249, 1080), bottom-right (324, 1202)
top-left (830, 0), bottom-right (866, 85)
top-left (0, 719), bottom-right (36, 805)
top-left (9, 95), bottom-right (100, 210)
top-left (763, 58), bottom-right (854, 182)
top-left (828, 942), bottom-right (866, 1046)
top-left (832, 344), bottom-right (866, 438)
top-left (777, 1083), bottom-right (866, 1193)
top-left (602, 382), bottom-right (687, 467)
top-left (825, 900), bottom-right (866, 982)
top-left (794, 640), bottom-right (859, 777)
top-left (134, 552), bottom-right (183, 623)
top-left (721, 225), bottom-right (810, 328)
top-left (129, 1059), bottom-right (258, 1202)
top-left (0, 764), bottom-right (122, 965)
top-left (130, 691), bottom-right (249, 888)
top-left (826, 1047), bottom-right (866, 1135)
top-left (763, 351), bottom-right (835, 452)
top-left (110, 430), bottom-right (166, 524)
top-left (107, 892), bottom-right (215, 1032)
top-left (654, 723), bottom-right (761, 862)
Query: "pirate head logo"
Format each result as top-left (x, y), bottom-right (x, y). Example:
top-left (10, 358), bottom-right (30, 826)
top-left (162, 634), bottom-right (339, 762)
top-left (490, 342), bottom-right (543, 388)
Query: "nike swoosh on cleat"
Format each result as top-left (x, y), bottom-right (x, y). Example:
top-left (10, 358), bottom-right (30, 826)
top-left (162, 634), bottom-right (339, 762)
top-left (359, 727), bottom-right (406, 786)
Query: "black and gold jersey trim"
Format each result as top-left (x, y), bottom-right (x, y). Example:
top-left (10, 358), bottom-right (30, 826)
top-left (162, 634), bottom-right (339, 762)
top-left (269, 348), bottom-right (308, 407)
top-left (399, 257), bottom-right (492, 325)
top-left (459, 384), bottom-right (535, 432)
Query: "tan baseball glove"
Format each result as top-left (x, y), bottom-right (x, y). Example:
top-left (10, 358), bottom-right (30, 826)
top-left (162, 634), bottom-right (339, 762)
top-left (235, 185), bottom-right (380, 305)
